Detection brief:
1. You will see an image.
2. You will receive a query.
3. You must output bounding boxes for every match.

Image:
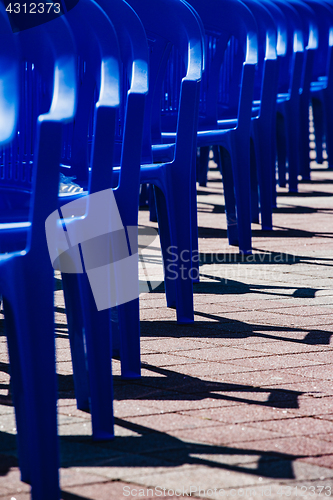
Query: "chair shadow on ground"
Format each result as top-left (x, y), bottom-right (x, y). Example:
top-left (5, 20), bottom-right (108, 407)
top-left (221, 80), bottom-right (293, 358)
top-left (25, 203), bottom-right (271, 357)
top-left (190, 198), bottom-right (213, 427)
top-left (1, 247), bottom-right (332, 498)
top-left (0, 415), bottom-right (300, 500)
top-left (197, 222), bottom-right (333, 239)
top-left (0, 319), bottom-right (326, 500)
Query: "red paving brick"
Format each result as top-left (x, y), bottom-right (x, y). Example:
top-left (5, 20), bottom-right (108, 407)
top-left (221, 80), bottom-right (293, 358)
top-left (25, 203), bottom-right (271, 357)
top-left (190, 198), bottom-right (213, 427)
top-left (1, 166), bottom-right (333, 498)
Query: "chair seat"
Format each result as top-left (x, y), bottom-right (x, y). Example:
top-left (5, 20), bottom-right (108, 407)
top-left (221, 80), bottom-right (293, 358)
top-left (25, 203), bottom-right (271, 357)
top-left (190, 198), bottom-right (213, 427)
top-left (0, 187), bottom-right (86, 224)
top-left (152, 143), bottom-right (175, 162)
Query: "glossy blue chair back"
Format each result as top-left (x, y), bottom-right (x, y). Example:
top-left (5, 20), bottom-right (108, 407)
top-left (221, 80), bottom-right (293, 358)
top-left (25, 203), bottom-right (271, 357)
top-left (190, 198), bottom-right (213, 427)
top-left (0, 7), bottom-right (19, 141)
top-left (242, 0), bottom-right (277, 106)
top-left (0, 10), bottom-right (77, 500)
top-left (94, 0), bottom-right (149, 216)
top-left (0, 12), bottom-right (76, 229)
top-left (303, 0), bottom-right (333, 81)
top-left (272, 0), bottom-right (304, 96)
top-left (188, 0), bottom-right (258, 129)
top-left (0, 13), bottom-right (76, 222)
top-left (59, 0), bottom-right (121, 193)
top-left (126, 0), bottom-right (203, 162)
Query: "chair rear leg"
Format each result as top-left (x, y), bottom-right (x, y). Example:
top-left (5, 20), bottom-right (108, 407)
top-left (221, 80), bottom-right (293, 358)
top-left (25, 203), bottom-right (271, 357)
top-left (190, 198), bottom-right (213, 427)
top-left (250, 137), bottom-right (259, 225)
top-left (324, 91), bottom-right (333, 169)
top-left (286, 103), bottom-right (300, 193)
top-left (219, 146), bottom-right (238, 247)
top-left (312, 97), bottom-right (324, 164)
top-left (276, 111), bottom-right (287, 188)
top-left (232, 137), bottom-right (252, 255)
top-left (154, 185), bottom-right (177, 308)
top-left (256, 123), bottom-right (273, 230)
top-left (4, 280), bottom-right (60, 500)
top-left (62, 272), bottom-right (90, 411)
top-left (117, 298), bottom-right (141, 379)
top-left (155, 183), bottom-right (194, 323)
top-left (78, 273), bottom-right (114, 440)
top-left (198, 146), bottom-right (209, 187)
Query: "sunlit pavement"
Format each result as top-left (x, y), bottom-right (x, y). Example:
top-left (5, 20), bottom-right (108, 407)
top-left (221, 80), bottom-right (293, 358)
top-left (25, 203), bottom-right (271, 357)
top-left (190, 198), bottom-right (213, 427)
top-left (1, 162), bottom-right (333, 499)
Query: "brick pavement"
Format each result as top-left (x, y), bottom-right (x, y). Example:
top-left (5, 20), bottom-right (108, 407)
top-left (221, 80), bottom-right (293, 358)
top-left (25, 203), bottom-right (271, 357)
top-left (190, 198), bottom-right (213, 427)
top-left (1, 163), bottom-right (333, 499)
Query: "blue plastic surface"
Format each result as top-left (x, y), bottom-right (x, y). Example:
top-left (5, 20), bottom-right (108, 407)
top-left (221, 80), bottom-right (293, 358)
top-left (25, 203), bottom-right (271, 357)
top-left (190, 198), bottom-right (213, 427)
top-left (262, 0), bottom-right (304, 194)
top-left (242, 0), bottom-right (279, 231)
top-left (180, 0), bottom-right (258, 255)
top-left (287, 0), bottom-right (318, 183)
top-left (55, 0), bottom-right (150, 442)
top-left (0, 9), bottom-right (77, 500)
top-left (304, 0), bottom-right (333, 170)
top-left (125, 0), bottom-right (204, 322)
top-left (52, 0), bottom-right (125, 440)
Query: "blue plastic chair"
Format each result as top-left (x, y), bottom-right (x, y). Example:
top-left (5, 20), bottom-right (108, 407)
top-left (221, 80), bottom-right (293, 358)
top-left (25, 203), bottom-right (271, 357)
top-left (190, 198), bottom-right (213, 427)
top-left (241, 0), bottom-right (279, 231)
top-left (303, 0), bottom-right (333, 172)
top-left (46, 0), bottom-right (129, 440)
top-left (285, 0), bottom-right (318, 184)
top-left (175, 0), bottom-right (258, 255)
top-left (0, 10), bottom-right (76, 500)
top-left (124, 0), bottom-right (203, 323)
top-left (262, 0), bottom-right (304, 194)
top-left (194, 0), bottom-right (280, 232)
top-left (92, 0), bottom-right (148, 378)
top-left (254, 0), bottom-right (287, 210)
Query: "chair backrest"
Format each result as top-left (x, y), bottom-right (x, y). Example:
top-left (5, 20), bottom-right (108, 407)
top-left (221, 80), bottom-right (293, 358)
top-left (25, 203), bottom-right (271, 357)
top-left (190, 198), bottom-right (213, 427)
top-left (261, 0), bottom-right (304, 97)
top-left (302, 0), bottom-right (333, 82)
top-left (0, 11), bottom-right (76, 234)
top-left (0, 3), bottom-right (19, 146)
top-left (93, 0), bottom-right (149, 216)
top-left (287, 0), bottom-right (318, 96)
top-left (21, 15), bottom-right (77, 249)
top-left (186, 0), bottom-right (258, 130)
top-left (126, 0), bottom-right (203, 163)
top-left (60, 0), bottom-right (121, 193)
top-left (242, 0), bottom-right (277, 106)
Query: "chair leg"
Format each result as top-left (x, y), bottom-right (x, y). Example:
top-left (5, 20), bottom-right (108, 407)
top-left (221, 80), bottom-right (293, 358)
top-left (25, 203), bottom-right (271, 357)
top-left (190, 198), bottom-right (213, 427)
top-left (117, 298), bottom-right (141, 379)
top-left (232, 138), bottom-right (252, 255)
top-left (154, 185), bottom-right (177, 309)
top-left (155, 184), bottom-right (194, 323)
top-left (219, 146), bottom-right (239, 247)
top-left (149, 184), bottom-right (158, 222)
top-left (197, 146), bottom-right (210, 187)
top-left (256, 124), bottom-right (273, 230)
top-left (312, 97), bottom-right (324, 164)
top-left (62, 273), bottom-right (90, 411)
top-left (4, 270), bottom-right (60, 500)
top-left (324, 90), bottom-right (333, 169)
top-left (191, 150), bottom-right (200, 283)
top-left (286, 103), bottom-right (300, 193)
top-left (299, 98), bottom-right (311, 181)
top-left (276, 111), bottom-right (287, 188)
top-left (78, 273), bottom-right (114, 440)
top-left (250, 137), bottom-right (259, 225)
top-left (213, 145), bottom-right (221, 170)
